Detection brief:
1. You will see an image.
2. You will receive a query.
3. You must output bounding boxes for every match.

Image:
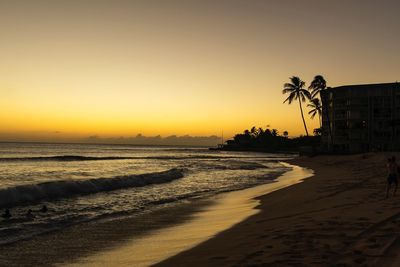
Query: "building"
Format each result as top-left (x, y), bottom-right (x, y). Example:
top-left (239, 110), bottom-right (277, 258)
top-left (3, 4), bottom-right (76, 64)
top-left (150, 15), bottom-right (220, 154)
top-left (320, 82), bottom-right (400, 153)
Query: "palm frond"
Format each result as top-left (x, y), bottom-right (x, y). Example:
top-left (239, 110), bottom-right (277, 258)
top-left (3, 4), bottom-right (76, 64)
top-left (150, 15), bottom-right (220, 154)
top-left (311, 89), bottom-right (320, 98)
top-left (290, 76), bottom-right (302, 87)
top-left (282, 88), bottom-right (294, 94)
top-left (283, 83), bottom-right (295, 89)
top-left (308, 109), bottom-right (317, 119)
top-left (283, 91), bottom-right (296, 104)
top-left (309, 75), bottom-right (327, 98)
top-left (302, 90), bottom-right (312, 100)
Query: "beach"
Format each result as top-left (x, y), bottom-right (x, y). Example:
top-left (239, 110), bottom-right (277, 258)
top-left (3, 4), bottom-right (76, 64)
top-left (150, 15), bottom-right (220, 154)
top-left (158, 153), bottom-right (400, 266)
top-left (0, 162), bottom-right (307, 267)
top-left (2, 152), bottom-right (400, 266)
top-left (2, 1), bottom-right (398, 266)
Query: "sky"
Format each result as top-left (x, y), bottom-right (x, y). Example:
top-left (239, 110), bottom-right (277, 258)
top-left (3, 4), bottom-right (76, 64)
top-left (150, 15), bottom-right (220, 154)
top-left (0, 0), bottom-right (399, 144)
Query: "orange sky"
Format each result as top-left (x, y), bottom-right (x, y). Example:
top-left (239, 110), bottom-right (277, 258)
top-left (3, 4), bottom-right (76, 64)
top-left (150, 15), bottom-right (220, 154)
top-left (0, 0), bottom-right (399, 143)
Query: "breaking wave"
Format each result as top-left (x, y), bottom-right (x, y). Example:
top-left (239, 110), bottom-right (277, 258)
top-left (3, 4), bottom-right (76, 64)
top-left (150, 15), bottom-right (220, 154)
top-left (0, 168), bottom-right (184, 208)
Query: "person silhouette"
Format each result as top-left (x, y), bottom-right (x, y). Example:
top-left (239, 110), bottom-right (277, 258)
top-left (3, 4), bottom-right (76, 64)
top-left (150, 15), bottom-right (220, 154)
top-left (26, 209), bottom-right (35, 218)
top-left (386, 157), bottom-right (398, 198)
top-left (2, 209), bottom-right (11, 219)
top-left (40, 205), bottom-right (48, 213)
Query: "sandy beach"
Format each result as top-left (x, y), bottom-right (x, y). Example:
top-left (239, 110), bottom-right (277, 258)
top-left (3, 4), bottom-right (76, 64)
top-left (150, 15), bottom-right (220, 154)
top-left (1, 153), bottom-right (400, 266)
top-left (158, 153), bottom-right (400, 266)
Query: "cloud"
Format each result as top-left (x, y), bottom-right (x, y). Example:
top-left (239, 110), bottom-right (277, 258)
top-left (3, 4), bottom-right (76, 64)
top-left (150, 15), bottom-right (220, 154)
top-left (84, 134), bottom-right (220, 146)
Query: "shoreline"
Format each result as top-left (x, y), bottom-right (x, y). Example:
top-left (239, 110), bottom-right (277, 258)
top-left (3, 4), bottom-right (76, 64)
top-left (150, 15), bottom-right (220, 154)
top-left (64, 163), bottom-right (312, 266)
top-left (158, 153), bottom-right (400, 266)
top-left (0, 162), bottom-right (301, 266)
top-left (3, 153), bottom-right (399, 266)
top-left (0, 197), bottom-right (214, 266)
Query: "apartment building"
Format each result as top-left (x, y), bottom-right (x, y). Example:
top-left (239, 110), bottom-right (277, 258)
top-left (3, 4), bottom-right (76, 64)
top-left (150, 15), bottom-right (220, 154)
top-left (320, 82), bottom-right (400, 153)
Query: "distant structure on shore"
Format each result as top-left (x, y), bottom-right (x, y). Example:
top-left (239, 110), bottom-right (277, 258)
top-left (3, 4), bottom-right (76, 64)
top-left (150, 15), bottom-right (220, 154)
top-left (321, 82), bottom-right (400, 153)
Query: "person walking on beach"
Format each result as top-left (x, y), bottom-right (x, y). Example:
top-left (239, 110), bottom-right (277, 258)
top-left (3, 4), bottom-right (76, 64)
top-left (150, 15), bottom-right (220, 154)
top-left (386, 156), bottom-right (398, 198)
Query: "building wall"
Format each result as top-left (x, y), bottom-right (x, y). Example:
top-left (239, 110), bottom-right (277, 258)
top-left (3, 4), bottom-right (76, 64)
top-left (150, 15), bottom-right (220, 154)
top-left (321, 83), bottom-right (400, 153)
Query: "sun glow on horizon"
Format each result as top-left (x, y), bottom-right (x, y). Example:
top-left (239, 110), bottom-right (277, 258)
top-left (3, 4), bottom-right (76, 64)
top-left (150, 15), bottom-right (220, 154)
top-left (1, 0), bottom-right (399, 143)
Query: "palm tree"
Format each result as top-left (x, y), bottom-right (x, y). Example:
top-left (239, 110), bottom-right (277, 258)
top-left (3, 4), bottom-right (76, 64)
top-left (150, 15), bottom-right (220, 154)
top-left (309, 75), bottom-right (332, 146)
top-left (282, 76), bottom-right (311, 136)
top-left (308, 98), bottom-right (322, 127)
top-left (309, 75), bottom-right (326, 98)
top-left (250, 126), bottom-right (258, 138)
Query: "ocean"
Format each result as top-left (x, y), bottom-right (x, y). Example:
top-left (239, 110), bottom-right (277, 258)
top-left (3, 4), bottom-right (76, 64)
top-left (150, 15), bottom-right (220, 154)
top-left (0, 142), bottom-right (294, 245)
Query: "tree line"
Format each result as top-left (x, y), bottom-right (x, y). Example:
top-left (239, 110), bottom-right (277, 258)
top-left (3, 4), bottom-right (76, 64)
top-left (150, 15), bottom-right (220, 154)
top-left (282, 75), bottom-right (331, 139)
top-left (218, 75), bottom-right (329, 152)
top-left (222, 126), bottom-right (320, 152)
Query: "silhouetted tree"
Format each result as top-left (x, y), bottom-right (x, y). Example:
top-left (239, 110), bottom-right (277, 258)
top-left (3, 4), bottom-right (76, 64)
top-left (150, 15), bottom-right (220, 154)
top-left (309, 75), bottom-right (327, 98)
top-left (283, 76), bottom-right (311, 136)
top-left (309, 75), bottom-right (332, 146)
top-left (250, 126), bottom-right (258, 138)
top-left (308, 98), bottom-right (322, 127)
top-left (223, 126), bottom-right (320, 152)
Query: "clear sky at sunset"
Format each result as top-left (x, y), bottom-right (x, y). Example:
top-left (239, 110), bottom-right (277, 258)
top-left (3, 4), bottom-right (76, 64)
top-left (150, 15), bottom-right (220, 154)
top-left (0, 0), bottom-right (399, 143)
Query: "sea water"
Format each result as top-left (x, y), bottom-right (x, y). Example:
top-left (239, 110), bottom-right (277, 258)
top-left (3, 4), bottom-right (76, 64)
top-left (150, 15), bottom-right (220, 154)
top-left (0, 142), bottom-right (294, 244)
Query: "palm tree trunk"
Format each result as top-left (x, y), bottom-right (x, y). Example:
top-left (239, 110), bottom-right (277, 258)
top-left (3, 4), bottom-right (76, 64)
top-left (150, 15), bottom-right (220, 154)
top-left (298, 98), bottom-right (309, 136)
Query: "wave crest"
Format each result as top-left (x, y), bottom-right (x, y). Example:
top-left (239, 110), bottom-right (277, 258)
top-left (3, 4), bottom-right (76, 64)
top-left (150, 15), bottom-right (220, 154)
top-left (0, 168), bottom-right (184, 208)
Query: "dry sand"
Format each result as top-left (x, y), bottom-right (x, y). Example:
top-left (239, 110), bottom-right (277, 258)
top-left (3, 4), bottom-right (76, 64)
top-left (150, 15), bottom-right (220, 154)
top-left (157, 153), bottom-right (400, 266)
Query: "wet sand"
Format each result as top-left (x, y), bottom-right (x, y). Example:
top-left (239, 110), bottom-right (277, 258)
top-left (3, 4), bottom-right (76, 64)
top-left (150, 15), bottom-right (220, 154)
top-left (158, 153), bottom-right (400, 266)
top-left (0, 198), bottom-right (213, 267)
